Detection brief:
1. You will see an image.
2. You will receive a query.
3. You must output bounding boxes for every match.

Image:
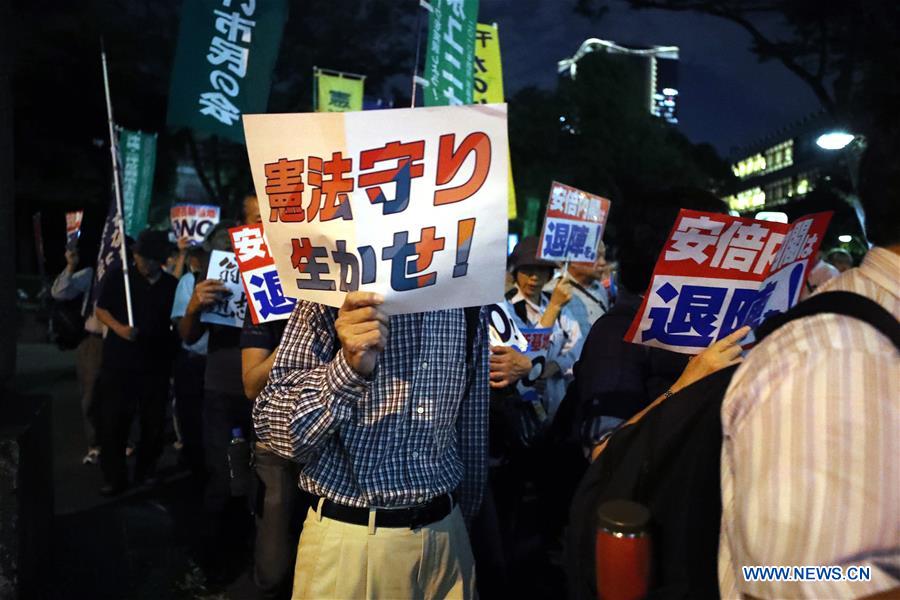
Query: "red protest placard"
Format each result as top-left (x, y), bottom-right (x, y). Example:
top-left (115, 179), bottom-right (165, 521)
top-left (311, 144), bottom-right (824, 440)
top-left (624, 209), bottom-right (832, 354)
top-left (65, 210), bottom-right (84, 246)
top-left (228, 224), bottom-right (296, 325)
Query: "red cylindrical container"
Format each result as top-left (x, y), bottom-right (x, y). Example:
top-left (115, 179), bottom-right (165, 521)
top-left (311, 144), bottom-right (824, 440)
top-left (594, 500), bottom-right (652, 600)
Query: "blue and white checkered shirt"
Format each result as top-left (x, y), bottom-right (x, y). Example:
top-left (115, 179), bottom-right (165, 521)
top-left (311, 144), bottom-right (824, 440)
top-left (253, 300), bottom-right (489, 520)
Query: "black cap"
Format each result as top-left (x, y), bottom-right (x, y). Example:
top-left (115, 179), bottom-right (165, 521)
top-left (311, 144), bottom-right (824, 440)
top-left (508, 235), bottom-right (556, 272)
top-left (595, 500), bottom-right (651, 535)
top-left (133, 229), bottom-right (172, 263)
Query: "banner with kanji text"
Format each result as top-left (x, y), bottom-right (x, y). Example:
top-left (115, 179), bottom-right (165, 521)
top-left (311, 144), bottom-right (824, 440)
top-left (424, 0), bottom-right (479, 106)
top-left (200, 249), bottom-right (247, 328)
top-left (625, 209), bottom-right (833, 354)
top-left (315, 69), bottom-right (364, 112)
top-left (538, 181), bottom-right (611, 264)
top-left (166, 0), bottom-right (287, 142)
top-left (243, 103), bottom-right (509, 314)
top-left (472, 22), bottom-right (516, 220)
top-left (228, 224), bottom-right (297, 324)
top-left (118, 128), bottom-right (156, 238)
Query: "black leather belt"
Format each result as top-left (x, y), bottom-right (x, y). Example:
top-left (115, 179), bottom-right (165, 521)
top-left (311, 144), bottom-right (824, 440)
top-left (315, 494), bottom-right (453, 529)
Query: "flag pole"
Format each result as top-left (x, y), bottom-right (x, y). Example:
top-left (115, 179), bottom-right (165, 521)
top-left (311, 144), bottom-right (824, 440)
top-left (101, 39), bottom-right (134, 327)
top-left (410, 0), bottom-right (430, 107)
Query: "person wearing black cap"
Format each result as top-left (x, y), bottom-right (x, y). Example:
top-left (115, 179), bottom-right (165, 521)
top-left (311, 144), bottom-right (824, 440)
top-left (95, 229), bottom-right (179, 495)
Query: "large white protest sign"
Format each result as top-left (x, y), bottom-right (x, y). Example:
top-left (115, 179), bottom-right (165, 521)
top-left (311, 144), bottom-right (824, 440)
top-left (243, 104), bottom-right (509, 314)
top-left (171, 204), bottom-right (221, 245)
top-left (201, 249), bottom-right (247, 328)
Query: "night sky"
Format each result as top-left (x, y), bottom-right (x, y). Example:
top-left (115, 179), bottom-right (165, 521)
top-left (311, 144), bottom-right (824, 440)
top-left (479, 0), bottom-right (821, 157)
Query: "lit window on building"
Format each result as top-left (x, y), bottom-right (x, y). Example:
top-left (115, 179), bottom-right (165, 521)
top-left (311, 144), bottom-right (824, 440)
top-left (724, 187), bottom-right (766, 212)
top-left (732, 153), bottom-right (767, 179)
top-left (796, 178), bottom-right (810, 195)
top-left (764, 139), bottom-right (794, 175)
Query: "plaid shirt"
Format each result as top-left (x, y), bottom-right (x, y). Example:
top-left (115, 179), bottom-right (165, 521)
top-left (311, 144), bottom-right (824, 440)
top-left (253, 300), bottom-right (489, 520)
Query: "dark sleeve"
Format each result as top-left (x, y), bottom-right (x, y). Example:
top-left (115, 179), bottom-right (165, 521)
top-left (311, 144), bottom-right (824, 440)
top-left (240, 310), bottom-right (281, 351)
top-left (96, 266), bottom-right (123, 312)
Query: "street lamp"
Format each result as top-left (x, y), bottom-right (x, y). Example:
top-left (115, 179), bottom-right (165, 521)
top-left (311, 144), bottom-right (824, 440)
top-left (816, 130), bottom-right (870, 248)
top-left (816, 131), bottom-right (856, 150)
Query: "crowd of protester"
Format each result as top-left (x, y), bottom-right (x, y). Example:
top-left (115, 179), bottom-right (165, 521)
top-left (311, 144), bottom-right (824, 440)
top-left (48, 134), bottom-right (898, 599)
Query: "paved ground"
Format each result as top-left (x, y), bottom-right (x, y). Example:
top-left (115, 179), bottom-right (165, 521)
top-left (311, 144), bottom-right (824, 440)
top-left (14, 342), bottom-right (567, 599)
top-left (15, 343), bottom-right (257, 600)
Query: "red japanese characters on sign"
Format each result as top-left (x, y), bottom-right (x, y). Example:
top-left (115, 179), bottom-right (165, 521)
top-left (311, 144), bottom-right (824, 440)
top-left (243, 104), bottom-right (509, 314)
top-left (228, 224), bottom-right (296, 325)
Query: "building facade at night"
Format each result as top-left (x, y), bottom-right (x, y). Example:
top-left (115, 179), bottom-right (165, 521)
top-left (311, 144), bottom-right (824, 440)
top-left (723, 112), bottom-right (847, 214)
top-left (558, 38), bottom-right (680, 125)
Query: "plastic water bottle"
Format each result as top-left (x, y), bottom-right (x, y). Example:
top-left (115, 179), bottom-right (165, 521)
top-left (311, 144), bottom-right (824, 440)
top-left (227, 427), bottom-right (251, 497)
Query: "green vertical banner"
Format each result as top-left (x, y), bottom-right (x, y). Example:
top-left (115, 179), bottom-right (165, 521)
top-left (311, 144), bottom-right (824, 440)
top-left (118, 128), bottom-right (157, 238)
top-left (423, 0), bottom-right (479, 106)
top-left (315, 69), bottom-right (365, 112)
top-left (166, 0), bottom-right (288, 143)
top-left (523, 196), bottom-right (541, 238)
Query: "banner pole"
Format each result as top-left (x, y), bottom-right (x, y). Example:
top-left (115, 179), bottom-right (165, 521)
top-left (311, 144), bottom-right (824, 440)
top-left (312, 66), bottom-right (318, 111)
top-left (101, 39), bottom-right (134, 327)
top-left (410, 0), bottom-right (428, 107)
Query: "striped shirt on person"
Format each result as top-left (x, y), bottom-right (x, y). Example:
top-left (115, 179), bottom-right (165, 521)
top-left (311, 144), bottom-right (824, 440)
top-left (253, 300), bottom-right (489, 520)
top-left (718, 247), bottom-right (900, 599)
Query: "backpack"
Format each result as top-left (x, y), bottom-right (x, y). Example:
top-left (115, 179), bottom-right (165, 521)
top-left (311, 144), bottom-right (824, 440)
top-left (50, 296), bottom-right (88, 350)
top-left (566, 291), bottom-right (900, 600)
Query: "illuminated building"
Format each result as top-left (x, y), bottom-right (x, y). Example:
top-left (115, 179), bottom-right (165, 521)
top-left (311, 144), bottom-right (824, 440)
top-left (558, 39), bottom-right (680, 125)
top-left (723, 112), bottom-right (844, 214)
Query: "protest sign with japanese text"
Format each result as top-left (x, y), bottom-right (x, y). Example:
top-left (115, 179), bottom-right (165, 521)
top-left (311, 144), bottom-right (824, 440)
top-left (228, 224), bottom-right (297, 324)
top-left (243, 104), bottom-right (509, 314)
top-left (66, 211), bottom-right (83, 247)
top-left (487, 302), bottom-right (551, 406)
top-left (166, 0), bottom-right (287, 143)
top-left (171, 204), bottom-right (221, 244)
top-left (538, 181), bottom-right (611, 264)
top-left (201, 249), bottom-right (247, 328)
top-left (625, 209), bottom-right (833, 354)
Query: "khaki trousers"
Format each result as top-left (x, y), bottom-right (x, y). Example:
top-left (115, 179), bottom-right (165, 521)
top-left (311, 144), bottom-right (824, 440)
top-left (292, 502), bottom-right (477, 600)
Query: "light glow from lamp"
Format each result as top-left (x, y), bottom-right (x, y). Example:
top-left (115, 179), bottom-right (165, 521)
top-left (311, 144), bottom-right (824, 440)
top-left (838, 234), bottom-right (852, 243)
top-left (816, 132), bottom-right (855, 150)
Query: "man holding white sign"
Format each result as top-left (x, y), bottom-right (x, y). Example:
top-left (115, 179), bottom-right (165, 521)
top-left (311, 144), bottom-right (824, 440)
top-left (247, 105), bottom-right (505, 598)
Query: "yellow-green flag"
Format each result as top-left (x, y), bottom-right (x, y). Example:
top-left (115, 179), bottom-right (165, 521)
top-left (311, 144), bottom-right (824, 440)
top-left (473, 23), bottom-right (517, 219)
top-left (315, 69), bottom-right (364, 112)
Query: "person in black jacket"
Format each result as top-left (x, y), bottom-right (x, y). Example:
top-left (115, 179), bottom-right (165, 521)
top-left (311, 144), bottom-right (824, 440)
top-left (565, 189), bottom-right (726, 451)
top-left (95, 230), bottom-right (178, 495)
